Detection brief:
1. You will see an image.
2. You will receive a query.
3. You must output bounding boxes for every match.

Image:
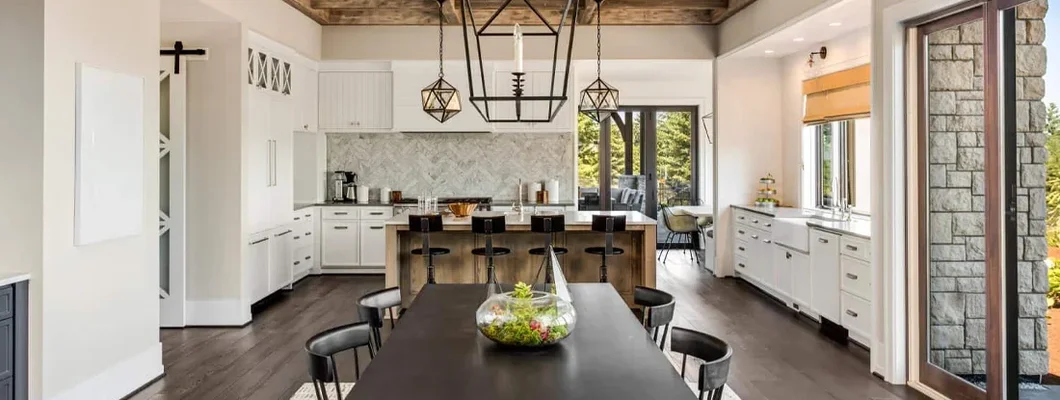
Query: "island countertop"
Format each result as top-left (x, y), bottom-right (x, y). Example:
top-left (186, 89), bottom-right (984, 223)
top-left (384, 210), bottom-right (656, 227)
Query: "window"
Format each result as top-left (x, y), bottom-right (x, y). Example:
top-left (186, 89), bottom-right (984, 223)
top-left (806, 118), bottom-right (870, 213)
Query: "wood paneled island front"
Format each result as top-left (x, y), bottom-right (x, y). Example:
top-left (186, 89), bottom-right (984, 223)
top-left (384, 211), bottom-right (657, 307)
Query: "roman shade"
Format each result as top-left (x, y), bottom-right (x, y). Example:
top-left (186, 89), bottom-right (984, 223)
top-left (802, 64), bottom-right (871, 124)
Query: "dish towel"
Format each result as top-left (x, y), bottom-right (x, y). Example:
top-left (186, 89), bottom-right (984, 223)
top-left (290, 382), bottom-right (355, 400)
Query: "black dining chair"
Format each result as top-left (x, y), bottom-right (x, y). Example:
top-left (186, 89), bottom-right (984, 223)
top-left (634, 286), bottom-right (676, 350)
top-left (305, 322), bottom-right (374, 400)
top-left (670, 327), bottom-right (733, 400)
top-left (357, 287), bottom-right (401, 353)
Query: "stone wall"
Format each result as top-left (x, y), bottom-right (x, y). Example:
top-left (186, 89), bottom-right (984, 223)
top-left (927, 0), bottom-right (1049, 377)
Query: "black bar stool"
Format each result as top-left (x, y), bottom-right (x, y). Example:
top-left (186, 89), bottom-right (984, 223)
top-left (471, 215), bottom-right (511, 284)
top-left (409, 214), bottom-right (448, 284)
top-left (585, 214), bottom-right (627, 283)
top-left (528, 214), bottom-right (567, 284)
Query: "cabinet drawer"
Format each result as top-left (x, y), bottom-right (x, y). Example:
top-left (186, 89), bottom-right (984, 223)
top-left (734, 240), bottom-right (751, 259)
top-left (292, 209), bottom-right (315, 224)
top-left (734, 256), bottom-right (750, 274)
top-left (323, 208), bottom-right (359, 220)
top-left (734, 225), bottom-right (752, 242)
top-left (0, 318), bottom-right (13, 382)
top-left (840, 235), bottom-right (871, 262)
top-left (360, 207), bottom-right (393, 220)
top-left (840, 256), bottom-right (872, 301)
top-left (734, 209), bottom-right (773, 229)
top-left (0, 376), bottom-right (11, 400)
top-left (840, 291), bottom-right (871, 340)
top-left (0, 287), bottom-right (12, 322)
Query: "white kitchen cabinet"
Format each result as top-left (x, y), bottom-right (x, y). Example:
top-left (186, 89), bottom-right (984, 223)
top-left (809, 229), bottom-right (841, 323)
top-left (749, 229), bottom-right (774, 289)
top-left (771, 246), bottom-right (793, 301)
top-left (247, 233), bottom-right (271, 303)
top-left (323, 221), bottom-right (361, 266)
top-left (247, 88), bottom-right (294, 234)
top-left (391, 61), bottom-right (492, 133)
top-left (292, 63), bottom-right (318, 132)
top-left (790, 248), bottom-right (813, 314)
top-left (841, 292), bottom-right (872, 345)
top-left (318, 71), bottom-right (393, 132)
top-left (529, 70), bottom-right (574, 132)
top-left (269, 228), bottom-right (295, 292)
top-left (359, 221), bottom-right (387, 266)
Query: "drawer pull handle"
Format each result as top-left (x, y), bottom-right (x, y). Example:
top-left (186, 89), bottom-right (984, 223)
top-left (738, 230), bottom-right (745, 235)
top-left (786, 252), bottom-right (792, 259)
top-left (249, 238), bottom-right (269, 245)
top-left (294, 236), bottom-right (301, 240)
top-left (305, 256), bottom-right (312, 260)
top-left (370, 212), bottom-right (385, 216)
top-left (276, 230), bottom-right (293, 237)
top-left (370, 226), bottom-right (384, 230)
top-left (334, 212), bottom-right (349, 215)
top-left (752, 219), bottom-right (759, 224)
top-left (750, 234), bottom-right (759, 240)
top-left (294, 217), bottom-right (301, 221)
top-left (846, 310), bottom-right (858, 318)
top-left (305, 214), bottom-right (311, 218)
top-left (846, 273), bottom-right (858, 280)
top-left (765, 223), bottom-right (772, 227)
top-left (738, 216), bottom-right (745, 220)
top-left (737, 263), bottom-right (746, 268)
top-left (334, 226), bottom-right (349, 230)
top-left (818, 238), bottom-right (829, 244)
top-left (763, 239), bottom-right (772, 244)
top-left (845, 245), bottom-right (858, 251)
top-left (294, 261), bottom-right (301, 266)
top-left (306, 232), bottom-right (312, 236)
top-left (738, 246), bottom-right (745, 251)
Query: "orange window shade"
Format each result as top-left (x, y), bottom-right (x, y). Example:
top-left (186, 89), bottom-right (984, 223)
top-left (803, 64), bottom-right (871, 124)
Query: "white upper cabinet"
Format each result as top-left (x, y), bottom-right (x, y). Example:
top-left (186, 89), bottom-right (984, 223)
top-left (292, 63), bottom-right (318, 132)
top-left (391, 61), bottom-right (493, 133)
top-left (318, 71), bottom-right (393, 132)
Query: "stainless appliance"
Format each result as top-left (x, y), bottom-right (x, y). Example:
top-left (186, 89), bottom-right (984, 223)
top-left (346, 172), bottom-right (359, 202)
top-left (331, 171), bottom-right (348, 201)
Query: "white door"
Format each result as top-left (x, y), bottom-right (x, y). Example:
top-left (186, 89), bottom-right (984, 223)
top-left (159, 55), bottom-right (188, 328)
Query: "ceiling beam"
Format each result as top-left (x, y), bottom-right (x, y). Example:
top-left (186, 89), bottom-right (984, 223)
top-left (709, 0), bottom-right (753, 24)
top-left (442, 0), bottom-right (460, 23)
top-left (578, 0), bottom-right (599, 24)
top-left (282, 0), bottom-right (330, 24)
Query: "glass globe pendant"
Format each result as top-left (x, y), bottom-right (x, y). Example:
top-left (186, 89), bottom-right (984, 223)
top-left (422, 0), bottom-right (461, 123)
top-left (578, 0), bottom-right (619, 123)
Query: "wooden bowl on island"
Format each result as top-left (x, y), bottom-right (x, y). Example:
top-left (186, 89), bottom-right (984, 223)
top-left (448, 203), bottom-right (477, 218)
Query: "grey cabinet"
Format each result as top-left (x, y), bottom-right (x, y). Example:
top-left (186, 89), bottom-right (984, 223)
top-left (0, 281), bottom-right (27, 400)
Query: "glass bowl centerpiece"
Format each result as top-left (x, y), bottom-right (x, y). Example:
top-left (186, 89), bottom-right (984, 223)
top-left (475, 282), bottom-right (576, 347)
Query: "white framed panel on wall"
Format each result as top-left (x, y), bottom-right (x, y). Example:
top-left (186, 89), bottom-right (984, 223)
top-left (74, 63), bottom-right (145, 246)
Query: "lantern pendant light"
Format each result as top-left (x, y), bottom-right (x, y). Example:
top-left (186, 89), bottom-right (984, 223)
top-left (578, 0), bottom-right (619, 123)
top-left (422, 0), bottom-right (461, 123)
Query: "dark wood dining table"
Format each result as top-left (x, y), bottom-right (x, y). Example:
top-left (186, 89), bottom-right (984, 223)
top-left (346, 283), bottom-right (696, 399)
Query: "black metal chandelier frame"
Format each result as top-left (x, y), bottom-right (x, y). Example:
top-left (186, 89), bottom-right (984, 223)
top-left (459, 0), bottom-right (579, 123)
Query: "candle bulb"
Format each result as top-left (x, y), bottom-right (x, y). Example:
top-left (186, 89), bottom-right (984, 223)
top-left (513, 23), bottom-right (524, 74)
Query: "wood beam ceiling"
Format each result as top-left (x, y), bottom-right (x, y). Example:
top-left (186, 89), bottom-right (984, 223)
top-left (290, 0), bottom-right (752, 25)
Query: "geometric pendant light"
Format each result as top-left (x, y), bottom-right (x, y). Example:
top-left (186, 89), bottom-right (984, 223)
top-left (578, 0), bottom-right (619, 123)
top-left (422, 0), bottom-right (461, 123)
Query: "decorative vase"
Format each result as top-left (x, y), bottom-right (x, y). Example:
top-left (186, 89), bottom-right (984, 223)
top-left (475, 286), bottom-right (577, 348)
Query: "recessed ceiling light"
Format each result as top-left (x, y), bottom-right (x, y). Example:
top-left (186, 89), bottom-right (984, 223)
top-left (764, 50), bottom-right (775, 54)
top-left (793, 37), bottom-right (805, 42)
top-left (829, 22), bottom-right (843, 27)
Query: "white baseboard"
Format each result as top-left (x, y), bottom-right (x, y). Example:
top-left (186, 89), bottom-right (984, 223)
top-left (187, 299), bottom-right (250, 326)
top-left (48, 342), bottom-right (163, 400)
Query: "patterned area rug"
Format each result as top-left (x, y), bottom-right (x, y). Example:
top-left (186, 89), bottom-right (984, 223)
top-left (685, 381), bottom-right (741, 400)
top-left (290, 382), bottom-right (355, 400)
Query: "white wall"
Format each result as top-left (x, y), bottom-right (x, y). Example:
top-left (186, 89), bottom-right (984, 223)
top-left (718, 0), bottom-right (839, 55)
top-left (199, 0), bottom-right (322, 60)
top-left (323, 25), bottom-right (717, 61)
top-left (162, 22), bottom-right (247, 319)
top-left (714, 57), bottom-right (784, 277)
top-left (0, 1), bottom-right (44, 396)
top-left (779, 29), bottom-right (872, 207)
top-left (40, 0), bottom-right (163, 398)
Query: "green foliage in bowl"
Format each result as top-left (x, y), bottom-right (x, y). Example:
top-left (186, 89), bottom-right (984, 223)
top-left (476, 282), bottom-right (576, 347)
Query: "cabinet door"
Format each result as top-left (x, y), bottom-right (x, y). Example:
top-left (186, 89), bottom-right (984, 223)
top-left (749, 230), bottom-right (773, 289)
top-left (391, 61), bottom-right (490, 133)
top-left (322, 221), bottom-right (360, 266)
top-left (530, 70), bottom-right (573, 132)
top-left (247, 91), bottom-right (273, 233)
top-left (269, 229), bottom-right (294, 291)
top-left (294, 64), bottom-right (318, 132)
top-left (491, 69), bottom-right (536, 131)
top-left (772, 246), bottom-right (792, 300)
top-left (359, 221), bottom-right (387, 266)
top-left (318, 71), bottom-right (393, 131)
top-left (790, 250), bottom-right (813, 311)
top-left (247, 234), bottom-right (271, 303)
top-left (809, 230), bottom-right (841, 322)
top-left (271, 96), bottom-right (294, 227)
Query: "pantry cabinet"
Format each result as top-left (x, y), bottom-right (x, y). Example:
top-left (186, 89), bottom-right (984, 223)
top-left (318, 71), bottom-right (393, 132)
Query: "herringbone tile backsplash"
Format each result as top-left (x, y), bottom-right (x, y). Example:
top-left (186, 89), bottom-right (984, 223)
top-left (326, 132), bottom-right (574, 200)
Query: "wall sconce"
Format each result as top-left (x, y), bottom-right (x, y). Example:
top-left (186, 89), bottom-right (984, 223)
top-left (807, 46), bottom-right (827, 68)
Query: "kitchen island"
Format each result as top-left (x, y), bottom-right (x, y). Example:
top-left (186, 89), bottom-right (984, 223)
top-left (384, 211), bottom-right (657, 307)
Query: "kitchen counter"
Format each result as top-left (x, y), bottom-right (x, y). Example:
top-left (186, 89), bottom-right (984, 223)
top-left (384, 210), bottom-right (658, 307)
top-left (493, 199), bottom-right (577, 207)
top-left (0, 272), bottom-right (30, 287)
top-left (384, 210), bottom-right (655, 226)
top-left (733, 204), bottom-right (872, 239)
top-left (294, 201), bottom-right (394, 211)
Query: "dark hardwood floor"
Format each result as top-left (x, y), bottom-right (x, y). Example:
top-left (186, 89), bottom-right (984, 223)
top-left (128, 252), bottom-right (929, 400)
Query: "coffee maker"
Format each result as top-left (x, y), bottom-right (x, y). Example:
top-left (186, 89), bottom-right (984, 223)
top-left (344, 172), bottom-right (359, 202)
top-left (331, 171), bottom-right (348, 201)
